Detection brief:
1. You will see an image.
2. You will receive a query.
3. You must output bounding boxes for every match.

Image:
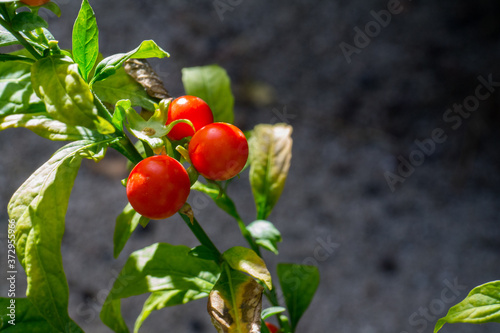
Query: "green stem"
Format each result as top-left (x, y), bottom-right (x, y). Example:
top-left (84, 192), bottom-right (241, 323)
top-left (180, 213), bottom-right (221, 260)
top-left (0, 18), bottom-right (42, 60)
top-left (111, 137), bottom-right (143, 165)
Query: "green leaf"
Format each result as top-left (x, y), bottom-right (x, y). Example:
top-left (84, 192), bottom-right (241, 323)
top-left (223, 246), bottom-right (272, 290)
top-left (261, 306), bottom-right (286, 320)
top-left (123, 104), bottom-right (169, 151)
top-left (182, 65), bottom-right (234, 123)
top-left (0, 112), bottom-right (106, 141)
top-left (0, 54), bottom-right (42, 116)
top-left (246, 220), bottom-right (282, 255)
top-left (31, 55), bottom-right (99, 128)
top-left (133, 290), bottom-right (208, 333)
top-left (191, 181), bottom-right (241, 220)
top-left (434, 280), bottom-right (500, 333)
top-left (0, 25), bottom-right (20, 47)
top-left (11, 12), bottom-right (48, 32)
top-left (100, 298), bottom-right (128, 333)
top-left (7, 140), bottom-right (109, 333)
top-left (113, 203), bottom-right (148, 259)
top-left (91, 40), bottom-right (169, 84)
top-left (72, 0), bottom-right (99, 81)
top-left (0, 298), bottom-right (54, 332)
top-left (41, 2), bottom-right (62, 17)
top-left (277, 263), bottom-right (319, 332)
top-left (0, 54), bottom-right (35, 63)
top-left (189, 245), bottom-right (221, 262)
top-left (101, 243), bottom-right (220, 333)
top-left (208, 264), bottom-right (264, 333)
top-left (248, 124), bottom-right (293, 219)
top-left (93, 66), bottom-right (158, 111)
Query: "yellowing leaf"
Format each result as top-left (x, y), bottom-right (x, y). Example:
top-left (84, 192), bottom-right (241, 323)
top-left (223, 246), bottom-right (272, 290)
top-left (248, 124), bottom-right (292, 219)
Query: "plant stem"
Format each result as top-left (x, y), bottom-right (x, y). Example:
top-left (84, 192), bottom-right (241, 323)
top-left (180, 213), bottom-right (221, 260)
top-left (0, 17), bottom-right (42, 60)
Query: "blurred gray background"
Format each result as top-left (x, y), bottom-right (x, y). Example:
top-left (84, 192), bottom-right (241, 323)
top-left (1, 0), bottom-right (499, 332)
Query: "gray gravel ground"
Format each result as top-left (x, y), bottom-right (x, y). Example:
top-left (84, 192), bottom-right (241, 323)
top-left (1, 0), bottom-right (499, 332)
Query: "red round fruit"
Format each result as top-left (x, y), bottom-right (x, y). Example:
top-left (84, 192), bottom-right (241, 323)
top-left (20, 0), bottom-right (50, 6)
top-left (126, 155), bottom-right (190, 220)
top-left (166, 95), bottom-right (214, 140)
top-left (265, 322), bottom-right (279, 333)
top-left (188, 122), bottom-right (248, 181)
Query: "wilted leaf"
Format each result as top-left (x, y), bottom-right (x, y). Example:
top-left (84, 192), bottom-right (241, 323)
top-left (208, 265), bottom-right (263, 333)
top-left (124, 58), bottom-right (170, 99)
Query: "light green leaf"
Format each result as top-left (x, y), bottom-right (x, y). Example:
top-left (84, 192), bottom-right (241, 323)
top-left (11, 12), bottom-right (48, 32)
top-left (72, 0), bottom-right (99, 81)
top-left (113, 203), bottom-right (148, 259)
top-left (91, 40), bottom-right (169, 84)
top-left (191, 181), bottom-right (241, 220)
top-left (261, 306), bottom-right (286, 320)
top-left (0, 112), bottom-right (105, 141)
top-left (7, 140), bottom-right (108, 332)
top-left (223, 246), bottom-right (272, 290)
top-left (0, 54), bottom-right (42, 116)
top-left (0, 26), bottom-right (20, 47)
top-left (246, 220), bottom-right (282, 255)
top-left (133, 290), bottom-right (208, 333)
top-left (434, 280), bottom-right (500, 333)
top-left (208, 264), bottom-right (264, 333)
top-left (41, 2), bottom-right (62, 17)
top-left (123, 105), bottom-right (169, 151)
top-left (182, 65), bottom-right (234, 123)
top-left (248, 124), bottom-right (293, 219)
top-left (93, 66), bottom-right (158, 111)
top-left (101, 243), bottom-right (220, 333)
top-left (31, 55), bottom-right (99, 128)
top-left (277, 263), bottom-right (319, 332)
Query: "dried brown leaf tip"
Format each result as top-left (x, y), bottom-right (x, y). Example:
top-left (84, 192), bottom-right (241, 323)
top-left (124, 58), bottom-right (171, 99)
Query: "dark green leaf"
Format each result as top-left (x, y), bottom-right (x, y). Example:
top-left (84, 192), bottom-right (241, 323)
top-left (101, 243), bottom-right (219, 333)
top-left (31, 55), bottom-right (99, 128)
top-left (182, 65), bottom-right (234, 123)
top-left (72, 0), bottom-right (99, 81)
top-left (208, 264), bottom-right (263, 333)
top-left (93, 66), bottom-right (158, 111)
top-left (0, 112), bottom-right (107, 141)
top-left (434, 280), bottom-right (500, 333)
top-left (277, 263), bottom-right (319, 332)
top-left (248, 124), bottom-right (293, 219)
top-left (7, 140), bottom-right (108, 333)
top-left (0, 54), bottom-right (35, 63)
top-left (91, 40), bottom-right (169, 84)
top-left (223, 246), bottom-right (272, 290)
top-left (261, 306), bottom-right (286, 320)
top-left (0, 54), bottom-right (41, 116)
top-left (0, 298), bottom-right (54, 332)
top-left (246, 220), bottom-right (282, 255)
top-left (11, 12), bottom-right (48, 32)
top-left (113, 203), bottom-right (147, 258)
top-left (133, 290), bottom-right (208, 333)
top-left (189, 245), bottom-right (221, 262)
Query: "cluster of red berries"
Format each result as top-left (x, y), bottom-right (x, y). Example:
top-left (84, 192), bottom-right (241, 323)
top-left (126, 96), bottom-right (248, 220)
